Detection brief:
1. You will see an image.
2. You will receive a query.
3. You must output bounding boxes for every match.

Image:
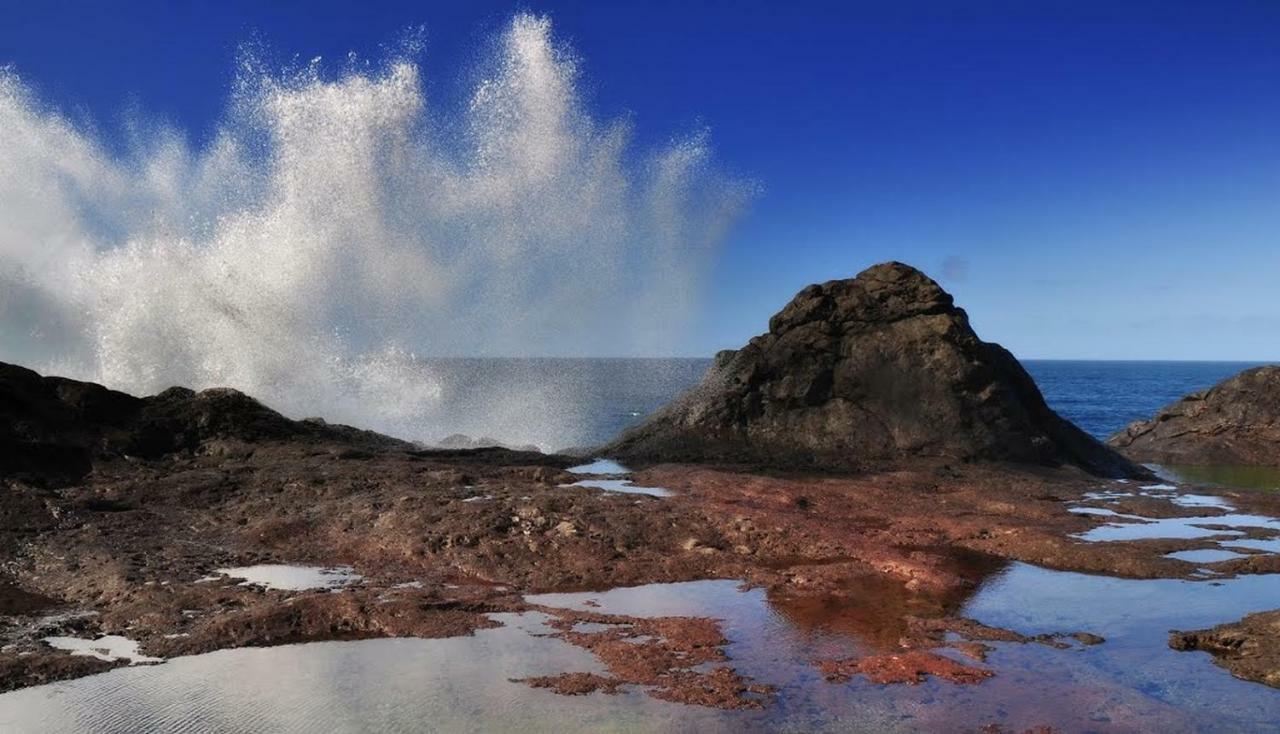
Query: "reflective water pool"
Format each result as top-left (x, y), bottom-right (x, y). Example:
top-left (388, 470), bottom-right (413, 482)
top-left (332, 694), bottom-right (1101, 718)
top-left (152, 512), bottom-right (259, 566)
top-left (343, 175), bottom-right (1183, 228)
top-left (2, 561), bottom-right (1278, 732)
top-left (213, 565), bottom-right (364, 591)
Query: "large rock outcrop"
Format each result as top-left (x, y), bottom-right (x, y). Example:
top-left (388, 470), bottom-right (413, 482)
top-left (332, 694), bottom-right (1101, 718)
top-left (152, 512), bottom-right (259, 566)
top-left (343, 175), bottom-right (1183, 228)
top-left (1108, 366), bottom-right (1280, 466)
top-left (603, 262), bottom-right (1139, 477)
top-left (0, 361), bottom-right (408, 486)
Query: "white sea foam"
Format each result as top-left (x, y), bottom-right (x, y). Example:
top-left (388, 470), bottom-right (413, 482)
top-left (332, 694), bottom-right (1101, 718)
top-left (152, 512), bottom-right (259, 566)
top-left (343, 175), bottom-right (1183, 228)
top-left (0, 14), bottom-right (752, 449)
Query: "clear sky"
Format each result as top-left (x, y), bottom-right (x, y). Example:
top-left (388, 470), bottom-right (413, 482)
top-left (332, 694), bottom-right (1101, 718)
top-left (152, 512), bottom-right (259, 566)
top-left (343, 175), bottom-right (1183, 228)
top-left (4, 0), bottom-right (1278, 361)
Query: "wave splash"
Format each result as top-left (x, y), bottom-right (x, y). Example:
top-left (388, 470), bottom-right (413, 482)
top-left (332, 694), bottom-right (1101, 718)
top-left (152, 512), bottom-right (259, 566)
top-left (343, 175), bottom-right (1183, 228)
top-left (0, 14), bottom-right (752, 448)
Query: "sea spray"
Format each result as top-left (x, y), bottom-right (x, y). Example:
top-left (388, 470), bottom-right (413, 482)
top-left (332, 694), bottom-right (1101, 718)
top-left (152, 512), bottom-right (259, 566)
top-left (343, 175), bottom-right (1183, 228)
top-left (0, 15), bottom-right (753, 448)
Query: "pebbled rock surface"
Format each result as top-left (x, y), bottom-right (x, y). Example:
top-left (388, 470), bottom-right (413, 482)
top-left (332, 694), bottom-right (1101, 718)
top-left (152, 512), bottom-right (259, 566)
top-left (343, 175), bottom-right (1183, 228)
top-left (603, 262), bottom-right (1139, 477)
top-left (1108, 366), bottom-right (1280, 466)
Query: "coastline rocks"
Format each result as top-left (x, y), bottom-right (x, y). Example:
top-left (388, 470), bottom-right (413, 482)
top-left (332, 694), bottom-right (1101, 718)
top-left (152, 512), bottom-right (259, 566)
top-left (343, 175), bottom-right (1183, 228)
top-left (603, 262), bottom-right (1140, 477)
top-left (0, 361), bottom-right (408, 486)
top-left (1108, 366), bottom-right (1280, 466)
top-left (1170, 609), bottom-right (1280, 688)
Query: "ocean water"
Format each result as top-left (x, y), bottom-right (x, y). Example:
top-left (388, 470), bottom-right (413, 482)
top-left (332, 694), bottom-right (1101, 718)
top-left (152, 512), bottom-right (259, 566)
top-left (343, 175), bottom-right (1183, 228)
top-left (433, 358), bottom-right (1264, 450)
top-left (1023, 360), bottom-right (1267, 440)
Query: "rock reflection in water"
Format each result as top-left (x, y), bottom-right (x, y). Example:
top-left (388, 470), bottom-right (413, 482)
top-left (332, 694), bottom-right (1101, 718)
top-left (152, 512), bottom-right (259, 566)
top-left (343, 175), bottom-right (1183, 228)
top-left (760, 549), bottom-right (1007, 652)
top-left (1, 566), bottom-right (1279, 732)
top-left (1158, 465), bottom-right (1280, 492)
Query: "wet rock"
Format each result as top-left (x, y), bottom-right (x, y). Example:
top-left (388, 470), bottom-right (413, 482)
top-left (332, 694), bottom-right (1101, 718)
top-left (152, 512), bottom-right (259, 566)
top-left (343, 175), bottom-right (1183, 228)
top-left (1109, 366), bottom-right (1280, 466)
top-left (519, 671), bottom-right (622, 695)
top-left (518, 605), bottom-right (775, 709)
top-left (1170, 609), bottom-right (1280, 688)
top-left (603, 263), bottom-right (1140, 477)
top-left (816, 650), bottom-right (994, 685)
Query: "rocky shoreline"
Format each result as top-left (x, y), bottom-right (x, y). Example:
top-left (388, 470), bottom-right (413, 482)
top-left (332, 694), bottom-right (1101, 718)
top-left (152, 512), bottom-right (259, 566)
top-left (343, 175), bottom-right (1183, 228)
top-left (2, 263), bottom-right (1279, 710)
top-left (1109, 366), bottom-right (1280, 467)
top-left (3, 360), bottom-right (1279, 700)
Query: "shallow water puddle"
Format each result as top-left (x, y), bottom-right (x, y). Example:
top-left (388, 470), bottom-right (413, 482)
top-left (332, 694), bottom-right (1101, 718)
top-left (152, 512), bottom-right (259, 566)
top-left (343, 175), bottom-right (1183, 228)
top-left (6, 567), bottom-right (1280, 732)
top-left (566, 458), bottom-right (631, 475)
top-left (1167, 493), bottom-right (1236, 510)
top-left (214, 565), bottom-right (363, 591)
top-left (1224, 538), bottom-right (1280, 553)
top-left (41, 635), bottom-right (160, 664)
top-left (1165, 549), bottom-right (1250, 563)
top-left (1077, 517), bottom-right (1250, 542)
top-left (564, 478), bottom-right (673, 497)
top-left (1072, 479), bottom-right (1280, 544)
top-left (1159, 465), bottom-right (1280, 492)
top-left (563, 458), bottom-right (673, 497)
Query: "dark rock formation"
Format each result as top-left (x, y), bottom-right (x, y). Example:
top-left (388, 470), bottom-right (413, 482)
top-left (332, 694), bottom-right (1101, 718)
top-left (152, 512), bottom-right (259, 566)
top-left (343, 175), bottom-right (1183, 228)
top-left (603, 262), bottom-right (1139, 477)
top-left (0, 361), bottom-right (409, 486)
top-left (1108, 366), bottom-right (1280, 466)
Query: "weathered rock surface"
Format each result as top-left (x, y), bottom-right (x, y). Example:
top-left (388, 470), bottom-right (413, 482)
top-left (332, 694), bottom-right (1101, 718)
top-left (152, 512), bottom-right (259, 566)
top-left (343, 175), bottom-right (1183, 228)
top-left (603, 262), bottom-right (1139, 477)
top-left (1170, 609), bottom-right (1280, 688)
top-left (1108, 366), bottom-right (1280, 466)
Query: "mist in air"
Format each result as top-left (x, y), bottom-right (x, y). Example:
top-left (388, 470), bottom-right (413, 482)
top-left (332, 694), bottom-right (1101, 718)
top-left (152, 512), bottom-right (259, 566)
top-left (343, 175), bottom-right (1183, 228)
top-left (0, 14), bottom-right (754, 449)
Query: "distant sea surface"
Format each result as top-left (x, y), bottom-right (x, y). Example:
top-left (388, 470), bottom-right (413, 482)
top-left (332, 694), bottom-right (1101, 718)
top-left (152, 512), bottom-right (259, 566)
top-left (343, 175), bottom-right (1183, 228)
top-left (1022, 360), bottom-right (1266, 440)
top-left (533, 358), bottom-right (1267, 447)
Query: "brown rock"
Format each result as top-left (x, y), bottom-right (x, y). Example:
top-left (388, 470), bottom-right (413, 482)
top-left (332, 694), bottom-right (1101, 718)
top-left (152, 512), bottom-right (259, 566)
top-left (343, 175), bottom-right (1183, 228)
top-left (0, 361), bottom-right (411, 486)
top-left (603, 262), bottom-right (1140, 477)
top-left (1109, 366), bottom-right (1280, 466)
top-left (816, 650), bottom-right (994, 685)
top-left (1170, 608), bottom-right (1280, 688)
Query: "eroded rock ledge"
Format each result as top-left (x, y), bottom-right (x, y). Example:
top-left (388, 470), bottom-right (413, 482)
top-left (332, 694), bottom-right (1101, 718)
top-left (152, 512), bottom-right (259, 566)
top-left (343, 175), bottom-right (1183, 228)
top-left (1171, 609), bottom-right (1280, 688)
top-left (1108, 366), bottom-right (1280, 466)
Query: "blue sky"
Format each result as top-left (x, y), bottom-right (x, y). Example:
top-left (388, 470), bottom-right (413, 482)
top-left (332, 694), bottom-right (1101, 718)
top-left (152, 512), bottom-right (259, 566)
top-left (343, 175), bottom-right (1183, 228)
top-left (4, 0), bottom-right (1278, 360)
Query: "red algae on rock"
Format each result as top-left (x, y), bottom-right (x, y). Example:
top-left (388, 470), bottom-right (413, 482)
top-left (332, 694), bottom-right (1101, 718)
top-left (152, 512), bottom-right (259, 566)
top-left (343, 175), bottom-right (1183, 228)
top-left (810, 614), bottom-right (1105, 687)
top-left (816, 650), bottom-right (994, 685)
top-left (515, 604), bottom-right (775, 709)
top-left (519, 672), bottom-right (624, 696)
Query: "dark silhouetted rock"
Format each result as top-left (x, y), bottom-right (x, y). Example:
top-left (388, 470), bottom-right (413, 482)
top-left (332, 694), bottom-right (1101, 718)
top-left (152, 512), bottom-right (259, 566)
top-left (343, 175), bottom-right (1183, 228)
top-left (1108, 366), bottom-right (1280, 466)
top-left (0, 361), bottom-right (410, 485)
top-left (432, 434), bottom-right (542, 453)
top-left (0, 362), bottom-right (141, 485)
top-left (602, 262), bottom-right (1140, 477)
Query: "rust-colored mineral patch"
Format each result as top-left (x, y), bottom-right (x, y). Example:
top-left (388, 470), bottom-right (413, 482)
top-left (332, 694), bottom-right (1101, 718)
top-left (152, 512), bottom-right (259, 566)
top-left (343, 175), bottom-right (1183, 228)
top-left (817, 650), bottom-right (994, 685)
top-left (519, 672), bottom-right (623, 696)
top-left (515, 605), bottom-right (775, 709)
